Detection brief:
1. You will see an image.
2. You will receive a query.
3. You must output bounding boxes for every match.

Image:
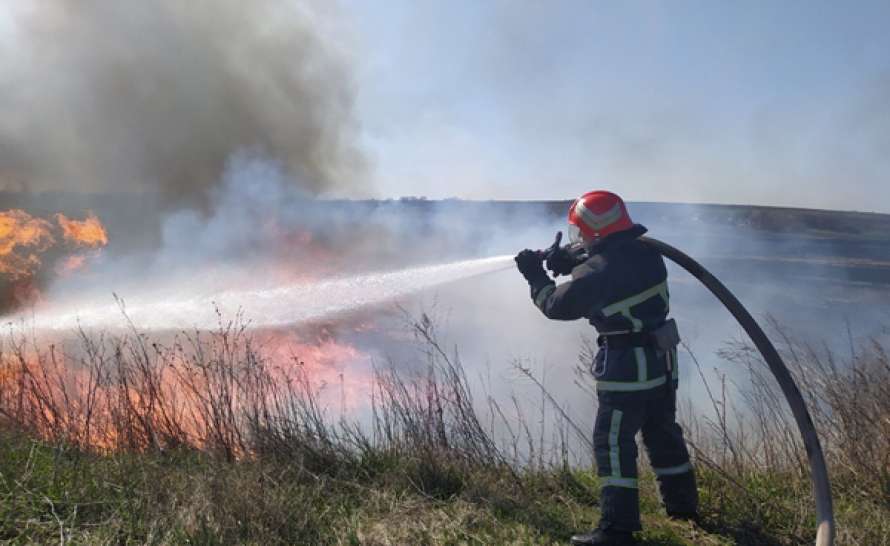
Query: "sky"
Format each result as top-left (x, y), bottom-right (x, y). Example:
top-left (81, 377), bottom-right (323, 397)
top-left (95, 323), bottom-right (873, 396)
top-left (0, 1), bottom-right (888, 212)
top-left (347, 1), bottom-right (890, 211)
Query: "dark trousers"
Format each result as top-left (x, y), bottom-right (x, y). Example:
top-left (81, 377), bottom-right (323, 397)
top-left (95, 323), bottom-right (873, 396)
top-left (593, 385), bottom-right (698, 532)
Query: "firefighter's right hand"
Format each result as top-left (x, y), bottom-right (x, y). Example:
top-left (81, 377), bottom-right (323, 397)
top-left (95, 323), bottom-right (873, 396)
top-left (514, 249), bottom-right (548, 284)
top-left (546, 245), bottom-right (585, 276)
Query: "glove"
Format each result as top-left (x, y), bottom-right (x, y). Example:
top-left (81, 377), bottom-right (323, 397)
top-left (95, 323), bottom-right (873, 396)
top-left (514, 249), bottom-right (549, 285)
top-left (546, 244), bottom-right (586, 276)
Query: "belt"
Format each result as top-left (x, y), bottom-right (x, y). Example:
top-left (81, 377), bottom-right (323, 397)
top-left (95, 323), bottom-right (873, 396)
top-left (597, 331), bottom-right (656, 350)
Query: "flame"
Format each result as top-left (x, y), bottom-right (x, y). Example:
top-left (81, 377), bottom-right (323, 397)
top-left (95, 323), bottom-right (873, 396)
top-left (56, 212), bottom-right (109, 247)
top-left (259, 328), bottom-right (372, 412)
top-left (0, 210), bottom-right (55, 280)
top-left (0, 326), bottom-right (373, 453)
top-left (1, 209), bottom-right (109, 311)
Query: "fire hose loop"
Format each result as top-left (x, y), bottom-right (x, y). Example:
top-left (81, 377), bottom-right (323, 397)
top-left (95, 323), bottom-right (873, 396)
top-left (640, 236), bottom-right (835, 546)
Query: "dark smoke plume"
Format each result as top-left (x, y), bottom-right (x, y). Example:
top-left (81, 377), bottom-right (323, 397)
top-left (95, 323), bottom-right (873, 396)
top-left (0, 0), bottom-right (363, 208)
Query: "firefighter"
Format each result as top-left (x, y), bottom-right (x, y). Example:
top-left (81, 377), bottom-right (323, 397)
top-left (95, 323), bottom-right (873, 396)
top-left (514, 191), bottom-right (698, 546)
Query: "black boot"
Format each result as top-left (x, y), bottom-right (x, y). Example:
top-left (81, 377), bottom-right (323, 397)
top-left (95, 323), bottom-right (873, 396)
top-left (570, 526), bottom-right (636, 546)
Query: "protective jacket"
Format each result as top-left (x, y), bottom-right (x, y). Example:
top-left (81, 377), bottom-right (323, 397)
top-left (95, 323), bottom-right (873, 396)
top-left (528, 224), bottom-right (678, 391)
top-left (525, 223), bottom-right (697, 533)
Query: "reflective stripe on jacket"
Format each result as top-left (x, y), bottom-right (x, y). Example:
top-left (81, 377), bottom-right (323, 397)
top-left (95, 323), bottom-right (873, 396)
top-left (529, 224), bottom-right (676, 391)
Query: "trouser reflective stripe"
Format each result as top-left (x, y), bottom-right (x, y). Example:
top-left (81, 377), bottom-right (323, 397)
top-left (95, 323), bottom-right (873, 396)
top-left (638, 389), bottom-right (699, 516)
top-left (602, 477), bottom-right (638, 488)
top-left (596, 384), bottom-right (696, 532)
top-left (609, 409), bottom-right (623, 480)
top-left (653, 462), bottom-right (693, 476)
top-left (595, 401), bottom-right (643, 532)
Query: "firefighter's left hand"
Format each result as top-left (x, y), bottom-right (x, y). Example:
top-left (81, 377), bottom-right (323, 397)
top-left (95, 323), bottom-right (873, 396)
top-left (515, 249), bottom-right (548, 283)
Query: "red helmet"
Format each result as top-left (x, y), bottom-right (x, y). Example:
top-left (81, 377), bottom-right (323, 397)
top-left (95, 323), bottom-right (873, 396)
top-left (568, 190), bottom-right (634, 242)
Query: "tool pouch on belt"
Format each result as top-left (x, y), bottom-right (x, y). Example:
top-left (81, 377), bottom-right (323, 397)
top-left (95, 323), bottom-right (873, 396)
top-left (591, 320), bottom-right (681, 386)
top-left (651, 318), bottom-right (680, 353)
top-left (653, 319), bottom-right (681, 399)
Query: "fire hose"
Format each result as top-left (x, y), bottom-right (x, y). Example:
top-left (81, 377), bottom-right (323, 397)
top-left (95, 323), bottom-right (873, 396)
top-left (639, 236), bottom-right (835, 546)
top-left (537, 232), bottom-right (835, 545)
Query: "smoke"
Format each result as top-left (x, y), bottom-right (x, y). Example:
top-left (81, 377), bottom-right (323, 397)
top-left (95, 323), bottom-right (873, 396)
top-left (0, 0), bottom-right (363, 208)
top-left (26, 152), bottom-right (560, 312)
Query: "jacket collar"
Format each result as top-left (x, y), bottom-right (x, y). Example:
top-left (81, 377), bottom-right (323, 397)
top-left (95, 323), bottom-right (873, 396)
top-left (587, 224), bottom-right (648, 255)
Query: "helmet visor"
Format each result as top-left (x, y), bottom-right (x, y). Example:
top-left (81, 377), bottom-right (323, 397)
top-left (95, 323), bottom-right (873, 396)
top-left (568, 223), bottom-right (583, 244)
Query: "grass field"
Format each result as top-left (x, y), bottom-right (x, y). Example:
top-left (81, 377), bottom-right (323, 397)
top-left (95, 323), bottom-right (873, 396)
top-left (0, 431), bottom-right (806, 545)
top-left (0, 314), bottom-right (887, 545)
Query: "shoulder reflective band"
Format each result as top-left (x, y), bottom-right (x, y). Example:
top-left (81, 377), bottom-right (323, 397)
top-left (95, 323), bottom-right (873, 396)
top-left (600, 281), bottom-right (669, 332)
top-left (640, 236), bottom-right (835, 546)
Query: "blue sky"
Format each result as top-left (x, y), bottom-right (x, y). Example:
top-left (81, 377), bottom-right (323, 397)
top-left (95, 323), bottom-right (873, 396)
top-left (347, 1), bottom-right (890, 211)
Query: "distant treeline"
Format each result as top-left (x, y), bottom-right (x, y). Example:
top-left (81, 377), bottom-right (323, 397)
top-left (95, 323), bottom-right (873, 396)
top-left (4, 191), bottom-right (890, 241)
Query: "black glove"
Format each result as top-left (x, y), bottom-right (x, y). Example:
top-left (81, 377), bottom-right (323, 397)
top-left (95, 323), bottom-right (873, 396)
top-left (546, 244), bottom-right (587, 276)
top-left (514, 249), bottom-right (549, 285)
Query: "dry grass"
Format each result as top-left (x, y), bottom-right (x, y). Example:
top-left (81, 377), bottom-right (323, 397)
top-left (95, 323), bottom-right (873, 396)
top-left (676, 317), bottom-right (890, 545)
top-left (0, 312), bottom-right (888, 545)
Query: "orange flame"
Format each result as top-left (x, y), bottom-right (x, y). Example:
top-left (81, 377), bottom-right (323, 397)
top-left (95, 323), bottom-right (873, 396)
top-left (56, 212), bottom-right (109, 247)
top-left (0, 210), bottom-right (56, 280)
top-left (2, 209), bottom-right (110, 311)
top-left (0, 327), bottom-right (373, 454)
top-left (261, 330), bottom-right (371, 411)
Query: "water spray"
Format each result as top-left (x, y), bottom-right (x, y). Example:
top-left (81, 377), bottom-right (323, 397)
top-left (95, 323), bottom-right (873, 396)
top-left (3, 255), bottom-right (514, 333)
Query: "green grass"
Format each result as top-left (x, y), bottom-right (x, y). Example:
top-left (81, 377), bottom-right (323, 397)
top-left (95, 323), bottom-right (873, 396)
top-left (4, 431), bottom-right (885, 545)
